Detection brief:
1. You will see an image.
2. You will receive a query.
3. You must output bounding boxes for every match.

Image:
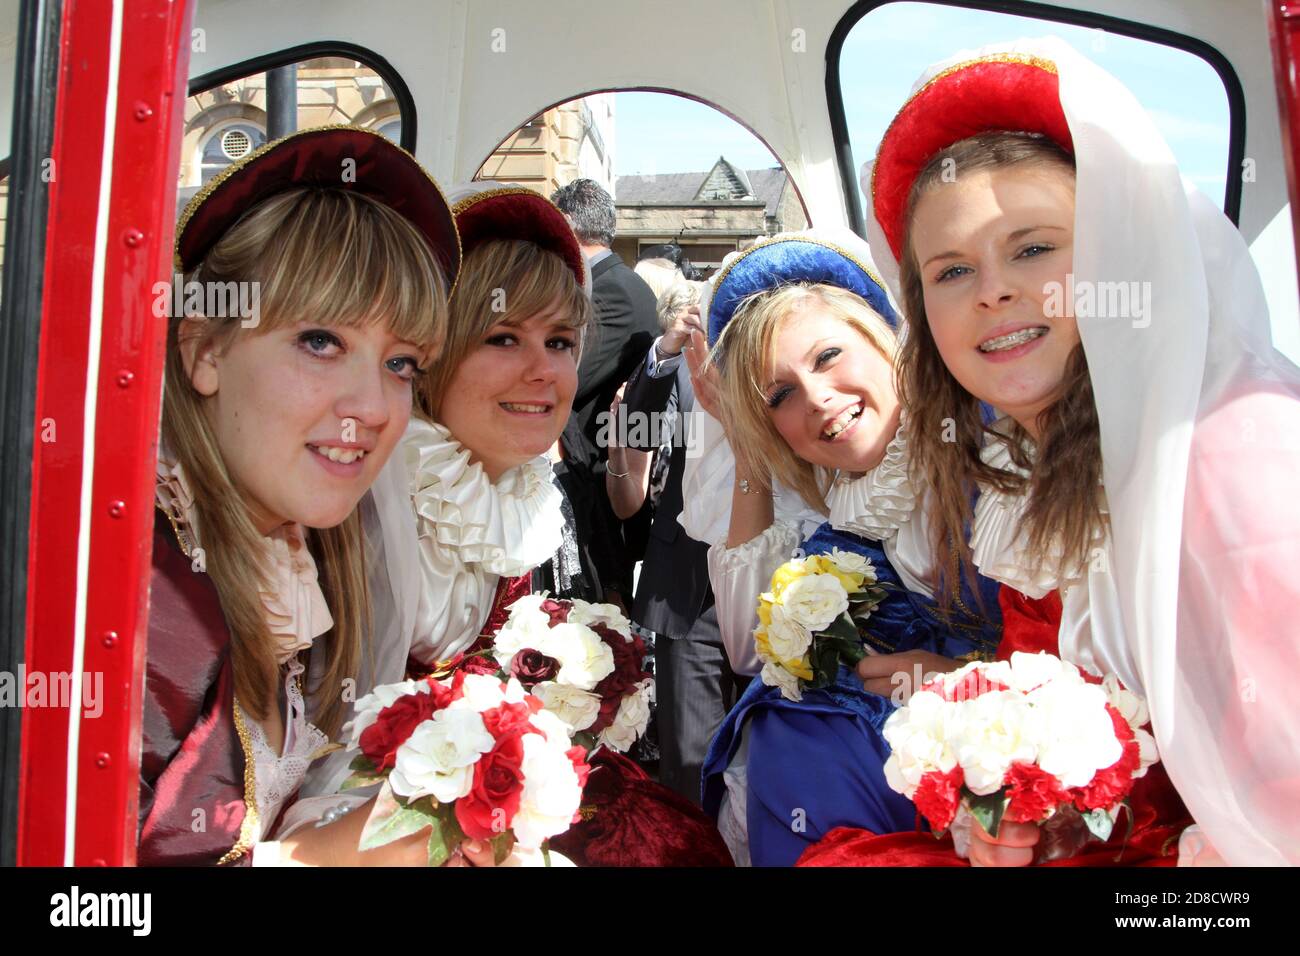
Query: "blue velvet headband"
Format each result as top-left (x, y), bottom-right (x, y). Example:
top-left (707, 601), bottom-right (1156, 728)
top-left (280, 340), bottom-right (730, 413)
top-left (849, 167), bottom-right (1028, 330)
top-left (707, 237), bottom-right (899, 345)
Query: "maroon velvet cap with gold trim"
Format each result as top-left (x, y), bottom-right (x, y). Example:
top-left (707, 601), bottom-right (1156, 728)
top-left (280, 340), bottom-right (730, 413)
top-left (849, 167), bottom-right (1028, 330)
top-left (871, 54), bottom-right (1073, 262)
top-left (451, 185), bottom-right (586, 290)
top-left (175, 125), bottom-right (461, 289)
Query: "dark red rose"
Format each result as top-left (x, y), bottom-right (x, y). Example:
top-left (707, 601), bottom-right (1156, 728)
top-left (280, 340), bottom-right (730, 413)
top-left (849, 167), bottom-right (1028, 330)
top-left (567, 745), bottom-right (592, 820)
top-left (913, 766), bottom-right (964, 831)
top-left (455, 731), bottom-right (527, 840)
top-left (587, 628), bottom-right (649, 734)
top-left (1003, 762), bottom-right (1070, 823)
top-left (359, 691), bottom-right (439, 772)
top-left (510, 648), bottom-right (560, 685)
top-left (1071, 705), bottom-right (1141, 811)
top-left (540, 598), bottom-right (571, 627)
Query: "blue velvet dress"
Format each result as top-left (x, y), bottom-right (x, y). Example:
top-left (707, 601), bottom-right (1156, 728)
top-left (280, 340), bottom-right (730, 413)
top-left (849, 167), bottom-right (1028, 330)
top-left (701, 522), bottom-right (1002, 866)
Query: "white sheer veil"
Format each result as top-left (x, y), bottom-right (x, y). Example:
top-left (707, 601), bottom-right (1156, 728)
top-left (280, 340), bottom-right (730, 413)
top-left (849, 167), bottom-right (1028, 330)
top-left (861, 36), bottom-right (1300, 865)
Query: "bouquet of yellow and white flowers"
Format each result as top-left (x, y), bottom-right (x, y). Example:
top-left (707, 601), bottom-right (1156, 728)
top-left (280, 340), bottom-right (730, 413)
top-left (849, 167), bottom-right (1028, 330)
top-left (754, 548), bottom-right (888, 701)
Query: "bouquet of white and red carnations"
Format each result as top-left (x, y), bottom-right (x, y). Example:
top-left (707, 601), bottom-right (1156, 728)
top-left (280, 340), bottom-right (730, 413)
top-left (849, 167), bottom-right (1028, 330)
top-left (342, 671), bottom-right (591, 865)
top-left (881, 651), bottom-right (1159, 860)
top-left (753, 549), bottom-right (888, 702)
top-left (467, 594), bottom-right (654, 754)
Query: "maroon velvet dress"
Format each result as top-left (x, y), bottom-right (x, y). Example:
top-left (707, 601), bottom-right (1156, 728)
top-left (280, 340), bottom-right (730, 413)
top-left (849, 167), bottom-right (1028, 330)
top-left (796, 587), bottom-right (1192, 867)
top-left (439, 576), bottom-right (735, 867)
top-left (138, 508), bottom-right (259, 866)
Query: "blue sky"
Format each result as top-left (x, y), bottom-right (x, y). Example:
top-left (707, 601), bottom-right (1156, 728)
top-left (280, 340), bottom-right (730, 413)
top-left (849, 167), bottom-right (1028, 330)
top-left (612, 2), bottom-right (1231, 210)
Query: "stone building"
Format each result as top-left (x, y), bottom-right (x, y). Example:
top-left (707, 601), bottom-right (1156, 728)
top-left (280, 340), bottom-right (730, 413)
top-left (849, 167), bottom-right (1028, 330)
top-left (612, 157), bottom-right (808, 275)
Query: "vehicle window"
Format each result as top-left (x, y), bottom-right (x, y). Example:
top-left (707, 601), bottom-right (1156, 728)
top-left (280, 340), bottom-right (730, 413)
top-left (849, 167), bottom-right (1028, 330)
top-left (477, 91), bottom-right (807, 277)
top-left (835, 1), bottom-right (1234, 214)
top-left (181, 56), bottom-right (407, 207)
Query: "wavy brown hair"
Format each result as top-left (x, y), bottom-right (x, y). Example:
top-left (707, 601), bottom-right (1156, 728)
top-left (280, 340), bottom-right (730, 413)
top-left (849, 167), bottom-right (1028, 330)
top-left (164, 187), bottom-right (449, 736)
top-left (897, 131), bottom-right (1105, 605)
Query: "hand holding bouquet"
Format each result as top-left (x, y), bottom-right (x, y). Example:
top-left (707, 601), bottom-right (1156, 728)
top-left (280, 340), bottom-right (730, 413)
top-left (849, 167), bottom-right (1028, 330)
top-left (754, 548), bottom-right (887, 701)
top-left (881, 651), bottom-right (1158, 860)
top-left (342, 672), bottom-right (590, 865)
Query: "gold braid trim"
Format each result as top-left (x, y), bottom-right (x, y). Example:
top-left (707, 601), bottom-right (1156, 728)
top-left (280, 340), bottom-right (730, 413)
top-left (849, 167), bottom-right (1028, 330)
top-left (216, 700), bottom-right (261, 865)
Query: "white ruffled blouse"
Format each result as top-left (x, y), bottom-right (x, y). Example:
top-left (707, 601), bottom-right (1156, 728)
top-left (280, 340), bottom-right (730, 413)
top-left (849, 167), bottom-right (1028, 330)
top-left (404, 417), bottom-right (566, 664)
top-left (969, 433), bottom-right (1130, 689)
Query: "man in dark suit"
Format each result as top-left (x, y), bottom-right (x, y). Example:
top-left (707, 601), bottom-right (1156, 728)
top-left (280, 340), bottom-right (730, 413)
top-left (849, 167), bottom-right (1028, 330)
top-left (618, 306), bottom-right (748, 805)
top-left (551, 179), bottom-right (660, 600)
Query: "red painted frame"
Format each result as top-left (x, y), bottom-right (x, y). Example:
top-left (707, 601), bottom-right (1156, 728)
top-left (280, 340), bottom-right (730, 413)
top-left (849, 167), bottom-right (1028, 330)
top-left (19, 0), bottom-right (192, 866)
top-left (1270, 1), bottom-right (1300, 282)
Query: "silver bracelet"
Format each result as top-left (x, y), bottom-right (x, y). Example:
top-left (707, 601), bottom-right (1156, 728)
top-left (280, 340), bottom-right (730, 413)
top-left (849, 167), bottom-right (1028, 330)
top-left (608, 465), bottom-right (631, 479)
top-left (316, 801), bottom-right (356, 828)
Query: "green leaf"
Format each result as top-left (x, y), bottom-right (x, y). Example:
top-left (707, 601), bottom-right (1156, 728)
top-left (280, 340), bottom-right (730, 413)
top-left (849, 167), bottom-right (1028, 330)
top-left (1082, 807), bottom-right (1115, 842)
top-left (821, 613), bottom-right (858, 643)
top-left (427, 824), bottom-right (450, 867)
top-left (358, 780), bottom-right (437, 851)
top-left (348, 754), bottom-right (377, 774)
top-left (542, 843), bottom-right (552, 868)
top-left (964, 789), bottom-right (1007, 839)
top-left (490, 832), bottom-right (514, 865)
top-left (340, 770), bottom-right (386, 791)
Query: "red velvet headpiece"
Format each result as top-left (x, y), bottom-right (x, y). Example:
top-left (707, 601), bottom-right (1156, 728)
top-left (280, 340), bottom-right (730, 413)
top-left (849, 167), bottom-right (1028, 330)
top-left (871, 54), bottom-right (1073, 262)
top-left (175, 125), bottom-right (461, 288)
top-left (452, 186), bottom-right (586, 289)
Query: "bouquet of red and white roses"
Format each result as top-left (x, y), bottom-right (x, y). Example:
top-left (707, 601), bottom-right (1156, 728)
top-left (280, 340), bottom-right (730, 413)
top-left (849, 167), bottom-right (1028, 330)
top-left (342, 671), bottom-right (590, 865)
top-left (471, 594), bottom-right (653, 754)
top-left (882, 651), bottom-right (1158, 858)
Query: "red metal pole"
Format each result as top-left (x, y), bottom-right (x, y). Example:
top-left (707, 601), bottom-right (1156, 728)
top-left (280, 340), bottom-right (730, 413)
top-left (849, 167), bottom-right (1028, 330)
top-left (1269, 0), bottom-right (1300, 279)
top-left (19, 0), bottom-right (193, 866)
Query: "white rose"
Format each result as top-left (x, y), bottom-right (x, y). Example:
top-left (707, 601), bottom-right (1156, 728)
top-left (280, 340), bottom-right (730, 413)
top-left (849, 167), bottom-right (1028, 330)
top-left (447, 673), bottom-right (508, 713)
top-left (526, 705), bottom-right (574, 748)
top-left (1005, 651), bottom-right (1082, 693)
top-left (828, 547), bottom-right (876, 581)
top-left (389, 708), bottom-right (495, 803)
top-left (598, 681), bottom-right (652, 752)
top-left (504, 593), bottom-right (552, 630)
top-left (883, 690), bottom-right (956, 789)
top-left (1101, 672), bottom-right (1150, 729)
top-left (779, 573), bottom-right (849, 632)
top-left (511, 732), bottom-right (584, 848)
top-left (949, 691), bottom-right (1038, 795)
top-left (547, 622), bottom-right (615, 690)
top-left (346, 679), bottom-right (430, 751)
top-left (568, 600), bottom-right (632, 639)
top-left (765, 602), bottom-right (813, 661)
top-left (1023, 681), bottom-right (1120, 789)
top-left (760, 660), bottom-right (803, 702)
top-left (533, 681), bottom-right (602, 732)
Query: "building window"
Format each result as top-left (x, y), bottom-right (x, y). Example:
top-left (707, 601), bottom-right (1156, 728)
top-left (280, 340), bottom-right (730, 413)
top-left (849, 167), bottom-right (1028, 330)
top-left (199, 122), bottom-right (266, 183)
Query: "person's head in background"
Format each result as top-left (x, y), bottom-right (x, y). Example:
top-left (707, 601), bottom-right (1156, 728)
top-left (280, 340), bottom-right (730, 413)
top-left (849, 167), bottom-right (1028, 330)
top-left (551, 178), bottom-right (616, 256)
top-left (636, 257), bottom-right (684, 299)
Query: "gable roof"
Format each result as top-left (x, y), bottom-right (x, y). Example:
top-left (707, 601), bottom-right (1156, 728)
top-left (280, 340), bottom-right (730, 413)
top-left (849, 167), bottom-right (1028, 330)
top-left (616, 157), bottom-right (788, 216)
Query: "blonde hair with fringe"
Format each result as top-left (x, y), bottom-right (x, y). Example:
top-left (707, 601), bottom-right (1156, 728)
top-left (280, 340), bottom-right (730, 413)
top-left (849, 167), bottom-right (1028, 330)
top-left (710, 283), bottom-right (898, 512)
top-left (417, 238), bottom-right (592, 420)
top-left (163, 186), bottom-right (449, 737)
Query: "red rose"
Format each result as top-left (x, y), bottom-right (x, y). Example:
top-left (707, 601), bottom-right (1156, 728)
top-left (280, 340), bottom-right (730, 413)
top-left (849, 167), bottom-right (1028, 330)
top-left (566, 745), bottom-right (592, 820)
top-left (359, 691), bottom-right (439, 771)
top-left (509, 648), bottom-right (560, 685)
top-left (587, 628), bottom-right (649, 734)
top-left (1003, 762), bottom-right (1070, 823)
top-left (941, 669), bottom-right (1009, 703)
top-left (540, 598), bottom-right (571, 627)
top-left (482, 700), bottom-right (538, 738)
top-left (455, 731), bottom-right (527, 840)
top-left (458, 653), bottom-right (503, 677)
top-left (1071, 705), bottom-right (1141, 811)
top-left (913, 766), bottom-right (964, 831)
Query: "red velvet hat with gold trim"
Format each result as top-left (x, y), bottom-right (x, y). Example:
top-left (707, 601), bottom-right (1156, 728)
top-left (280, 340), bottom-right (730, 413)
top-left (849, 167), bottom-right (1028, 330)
top-left (176, 125), bottom-right (461, 288)
top-left (871, 53), bottom-right (1073, 263)
top-left (449, 182), bottom-right (587, 292)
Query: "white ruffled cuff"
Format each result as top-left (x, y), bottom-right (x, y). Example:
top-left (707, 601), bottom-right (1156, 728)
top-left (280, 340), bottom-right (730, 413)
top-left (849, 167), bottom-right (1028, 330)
top-left (826, 416), bottom-right (916, 540)
top-left (404, 419), bottom-right (564, 576)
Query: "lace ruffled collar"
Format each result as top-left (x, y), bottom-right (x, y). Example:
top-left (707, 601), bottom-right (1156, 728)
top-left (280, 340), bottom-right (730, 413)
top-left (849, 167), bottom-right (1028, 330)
top-left (825, 412), bottom-right (916, 541)
top-left (969, 430), bottom-right (1106, 598)
top-left (155, 454), bottom-right (333, 664)
top-left (404, 418), bottom-right (565, 576)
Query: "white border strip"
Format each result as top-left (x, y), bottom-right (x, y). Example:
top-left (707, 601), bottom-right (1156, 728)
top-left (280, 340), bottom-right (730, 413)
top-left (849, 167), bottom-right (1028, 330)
top-left (65, 0), bottom-right (124, 865)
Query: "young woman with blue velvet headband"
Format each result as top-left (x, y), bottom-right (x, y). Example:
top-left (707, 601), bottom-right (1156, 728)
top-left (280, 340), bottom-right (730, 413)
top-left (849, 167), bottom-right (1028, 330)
top-left (679, 229), bottom-right (1002, 866)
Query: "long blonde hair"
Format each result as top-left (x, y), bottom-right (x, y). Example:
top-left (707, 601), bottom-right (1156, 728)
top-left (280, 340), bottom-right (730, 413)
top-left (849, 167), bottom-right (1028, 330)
top-left (896, 131), bottom-right (1103, 606)
top-left (710, 283), bottom-right (898, 512)
top-left (416, 238), bottom-right (591, 420)
top-left (163, 187), bottom-right (449, 736)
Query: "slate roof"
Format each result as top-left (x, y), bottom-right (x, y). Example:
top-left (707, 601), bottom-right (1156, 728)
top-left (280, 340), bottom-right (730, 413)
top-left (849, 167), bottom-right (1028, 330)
top-left (616, 157), bottom-right (789, 216)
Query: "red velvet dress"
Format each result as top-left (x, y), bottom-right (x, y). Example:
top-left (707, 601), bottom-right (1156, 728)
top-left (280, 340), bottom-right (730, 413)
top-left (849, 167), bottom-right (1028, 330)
top-left (446, 576), bottom-right (735, 867)
top-left (796, 587), bottom-right (1191, 867)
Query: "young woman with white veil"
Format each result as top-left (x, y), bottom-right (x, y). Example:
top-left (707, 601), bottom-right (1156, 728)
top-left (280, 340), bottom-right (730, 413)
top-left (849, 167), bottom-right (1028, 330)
top-left (812, 38), bottom-right (1300, 867)
top-left (679, 230), bottom-right (1002, 866)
